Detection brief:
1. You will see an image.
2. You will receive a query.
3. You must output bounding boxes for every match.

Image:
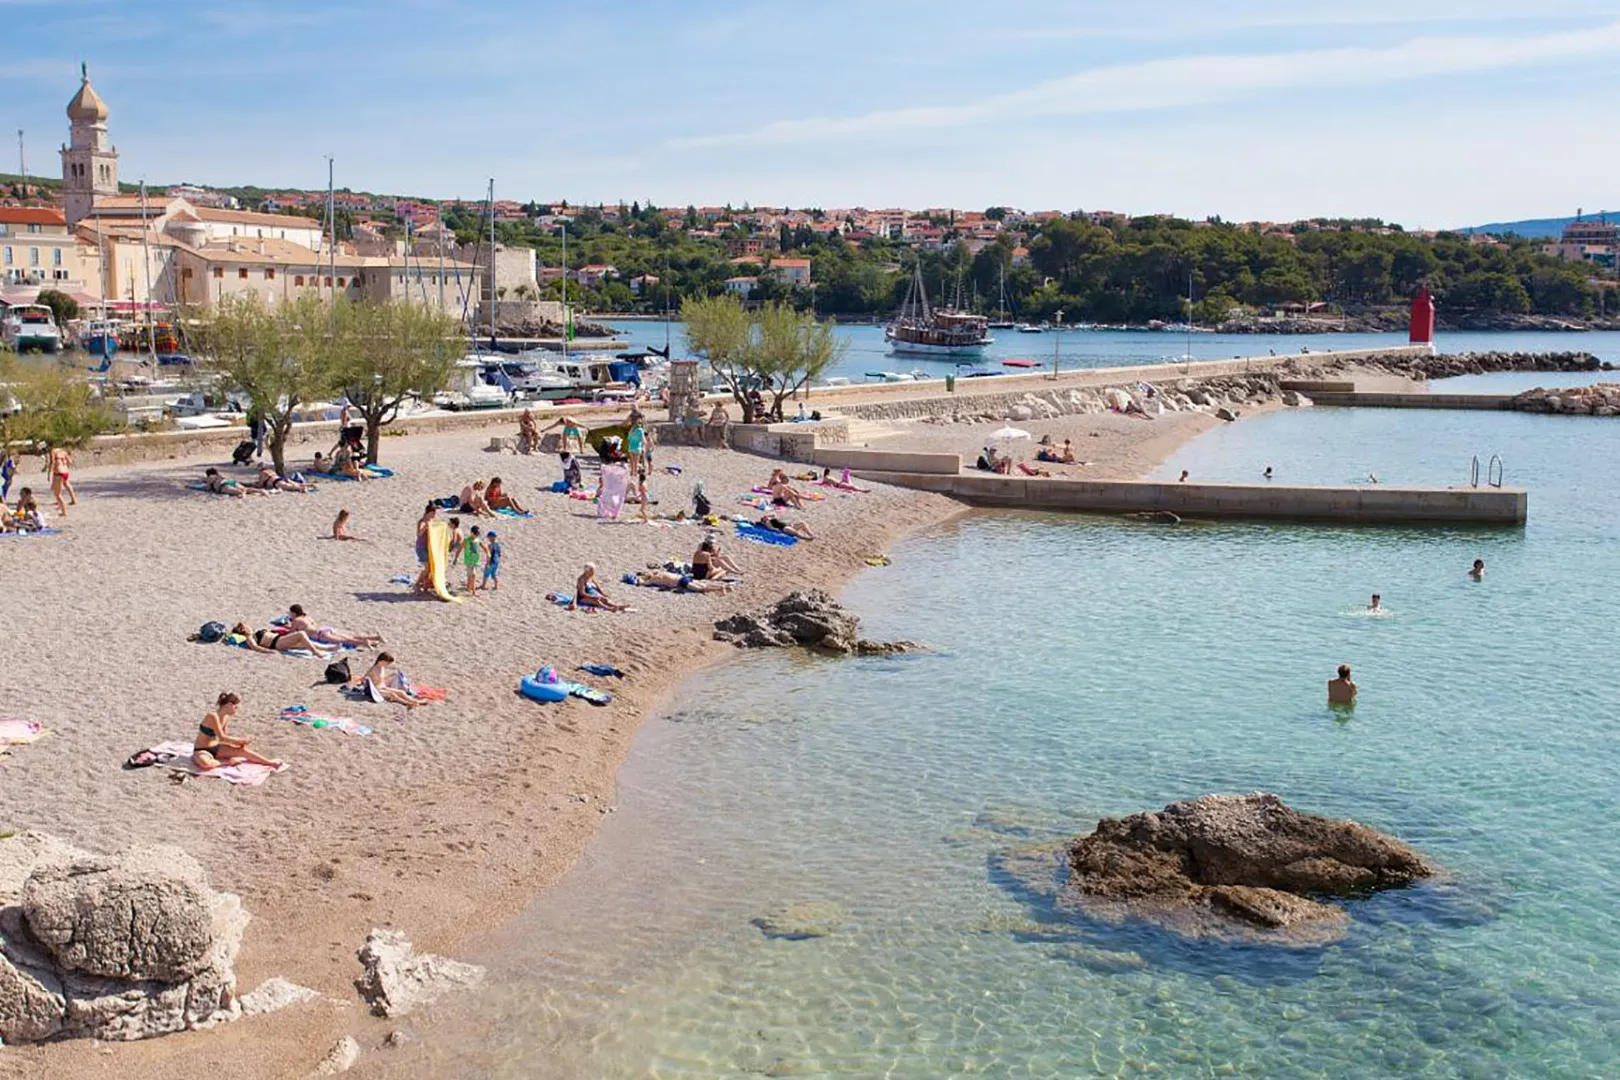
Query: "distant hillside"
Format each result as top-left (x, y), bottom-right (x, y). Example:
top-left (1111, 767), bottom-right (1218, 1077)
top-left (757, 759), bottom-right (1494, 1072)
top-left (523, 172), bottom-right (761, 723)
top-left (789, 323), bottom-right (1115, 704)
top-left (1465, 213), bottom-right (1619, 239)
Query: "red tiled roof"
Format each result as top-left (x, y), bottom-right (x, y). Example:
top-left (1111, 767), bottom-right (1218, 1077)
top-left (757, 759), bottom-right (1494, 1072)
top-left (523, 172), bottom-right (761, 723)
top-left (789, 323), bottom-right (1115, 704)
top-left (0, 207), bottom-right (67, 226)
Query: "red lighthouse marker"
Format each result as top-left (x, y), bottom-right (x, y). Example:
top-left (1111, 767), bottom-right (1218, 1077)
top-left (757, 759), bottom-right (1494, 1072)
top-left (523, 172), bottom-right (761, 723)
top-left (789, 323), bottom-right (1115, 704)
top-left (1409, 285), bottom-right (1436, 346)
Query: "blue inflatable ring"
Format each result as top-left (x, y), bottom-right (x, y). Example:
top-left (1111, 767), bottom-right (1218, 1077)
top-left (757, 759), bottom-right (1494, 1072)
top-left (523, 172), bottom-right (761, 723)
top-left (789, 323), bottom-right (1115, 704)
top-left (520, 675), bottom-right (570, 703)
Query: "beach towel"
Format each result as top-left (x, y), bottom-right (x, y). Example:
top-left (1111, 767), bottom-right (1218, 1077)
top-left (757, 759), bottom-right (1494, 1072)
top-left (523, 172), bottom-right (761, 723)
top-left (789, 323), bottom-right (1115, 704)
top-left (752, 486), bottom-right (826, 501)
top-left (545, 592), bottom-right (584, 609)
top-left (598, 464), bottom-right (629, 520)
top-left (0, 528), bottom-right (61, 538)
top-left (738, 495), bottom-right (773, 511)
top-left (0, 719), bottom-right (47, 746)
top-left (735, 522), bottom-right (798, 547)
top-left (128, 740), bottom-right (286, 786)
top-left (492, 507), bottom-right (534, 518)
top-left (578, 664), bottom-right (626, 679)
top-left (278, 706), bottom-right (371, 736)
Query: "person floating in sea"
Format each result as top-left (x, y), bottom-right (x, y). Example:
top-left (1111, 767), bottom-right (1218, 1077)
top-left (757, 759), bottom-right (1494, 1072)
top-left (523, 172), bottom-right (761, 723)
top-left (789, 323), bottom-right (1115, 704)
top-left (1263, 466), bottom-right (1273, 480)
top-left (1368, 594), bottom-right (1382, 613)
top-left (1367, 473), bottom-right (1380, 485)
top-left (1328, 664), bottom-right (1357, 706)
top-left (1470, 558), bottom-right (1485, 580)
top-left (1179, 470), bottom-right (1190, 483)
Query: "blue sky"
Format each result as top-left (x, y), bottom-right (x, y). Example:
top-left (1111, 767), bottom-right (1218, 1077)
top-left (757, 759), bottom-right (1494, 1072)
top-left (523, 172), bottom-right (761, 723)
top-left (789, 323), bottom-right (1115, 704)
top-left (6, 0), bottom-right (1619, 227)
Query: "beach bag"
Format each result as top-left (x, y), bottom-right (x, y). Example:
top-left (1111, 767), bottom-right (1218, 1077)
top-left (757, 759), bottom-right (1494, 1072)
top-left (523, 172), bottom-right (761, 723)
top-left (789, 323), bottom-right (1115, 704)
top-left (195, 620), bottom-right (227, 644)
top-left (324, 658), bottom-right (352, 685)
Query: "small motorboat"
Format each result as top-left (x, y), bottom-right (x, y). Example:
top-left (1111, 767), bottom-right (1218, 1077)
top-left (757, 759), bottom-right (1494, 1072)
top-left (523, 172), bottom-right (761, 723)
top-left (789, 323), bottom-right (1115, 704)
top-left (1002, 359), bottom-right (1041, 368)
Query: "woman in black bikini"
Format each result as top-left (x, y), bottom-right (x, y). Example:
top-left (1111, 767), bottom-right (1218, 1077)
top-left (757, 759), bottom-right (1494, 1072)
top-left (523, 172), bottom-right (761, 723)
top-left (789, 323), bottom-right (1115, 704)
top-left (230, 622), bottom-right (340, 656)
top-left (194, 692), bottom-right (282, 771)
top-left (692, 537), bottom-right (743, 580)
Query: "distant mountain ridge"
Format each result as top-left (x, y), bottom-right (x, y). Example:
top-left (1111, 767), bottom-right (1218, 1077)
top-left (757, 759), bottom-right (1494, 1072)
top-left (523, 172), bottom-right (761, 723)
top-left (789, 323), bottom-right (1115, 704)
top-left (1463, 213), bottom-right (1618, 239)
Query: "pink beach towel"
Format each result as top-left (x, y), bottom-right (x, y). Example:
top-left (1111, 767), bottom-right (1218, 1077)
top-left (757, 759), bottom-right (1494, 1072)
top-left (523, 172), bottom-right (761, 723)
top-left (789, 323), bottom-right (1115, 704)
top-left (0, 719), bottom-right (47, 746)
top-left (598, 464), bottom-right (629, 520)
top-left (142, 740), bottom-right (288, 786)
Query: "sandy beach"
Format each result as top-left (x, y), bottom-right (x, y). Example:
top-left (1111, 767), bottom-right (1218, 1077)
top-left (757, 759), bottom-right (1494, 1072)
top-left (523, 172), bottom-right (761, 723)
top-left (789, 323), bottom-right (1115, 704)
top-left (0, 402), bottom-right (1223, 1079)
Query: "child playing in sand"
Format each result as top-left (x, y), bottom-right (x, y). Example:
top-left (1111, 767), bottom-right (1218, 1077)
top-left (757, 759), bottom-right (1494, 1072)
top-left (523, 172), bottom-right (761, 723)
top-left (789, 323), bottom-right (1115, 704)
top-left (328, 508), bottom-right (362, 541)
top-left (482, 530), bottom-right (503, 591)
top-left (461, 524), bottom-right (483, 593)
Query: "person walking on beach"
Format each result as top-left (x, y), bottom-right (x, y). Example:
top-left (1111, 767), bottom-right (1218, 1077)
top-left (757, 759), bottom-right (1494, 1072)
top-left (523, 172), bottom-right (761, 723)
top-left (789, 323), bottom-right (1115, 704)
top-left (44, 446), bottom-right (75, 516)
top-left (412, 503), bottom-right (438, 594)
top-left (482, 530), bottom-right (503, 592)
top-left (1328, 664), bottom-right (1357, 705)
top-left (461, 524), bottom-right (483, 594)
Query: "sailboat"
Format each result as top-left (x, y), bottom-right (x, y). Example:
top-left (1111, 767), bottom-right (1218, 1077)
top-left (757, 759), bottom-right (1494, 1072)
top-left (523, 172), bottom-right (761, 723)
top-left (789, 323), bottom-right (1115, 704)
top-left (987, 264), bottom-right (1015, 329)
top-left (885, 264), bottom-right (992, 357)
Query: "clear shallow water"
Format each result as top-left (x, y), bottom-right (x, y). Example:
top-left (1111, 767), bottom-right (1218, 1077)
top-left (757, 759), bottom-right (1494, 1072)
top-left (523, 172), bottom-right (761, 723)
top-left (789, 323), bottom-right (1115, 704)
top-left (396, 408), bottom-right (1620, 1079)
top-left (607, 322), bottom-right (1620, 384)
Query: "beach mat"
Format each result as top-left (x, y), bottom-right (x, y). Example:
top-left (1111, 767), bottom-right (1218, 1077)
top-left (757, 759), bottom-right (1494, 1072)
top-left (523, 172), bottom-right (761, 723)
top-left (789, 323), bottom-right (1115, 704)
top-left (492, 507), bottom-right (534, 518)
top-left (278, 706), bottom-right (371, 736)
top-left (735, 522), bottom-right (798, 547)
top-left (0, 719), bottom-right (47, 746)
top-left (125, 740), bottom-right (286, 786)
top-left (0, 528), bottom-right (61, 538)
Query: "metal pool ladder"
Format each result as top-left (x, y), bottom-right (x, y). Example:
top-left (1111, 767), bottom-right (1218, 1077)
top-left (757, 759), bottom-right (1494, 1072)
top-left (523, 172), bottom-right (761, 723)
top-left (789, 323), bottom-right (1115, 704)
top-left (1470, 455), bottom-right (1505, 488)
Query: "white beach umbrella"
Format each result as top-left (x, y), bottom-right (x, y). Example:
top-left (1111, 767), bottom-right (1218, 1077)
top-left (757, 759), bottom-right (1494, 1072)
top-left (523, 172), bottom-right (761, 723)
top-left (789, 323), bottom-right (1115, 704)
top-left (989, 426), bottom-right (1032, 441)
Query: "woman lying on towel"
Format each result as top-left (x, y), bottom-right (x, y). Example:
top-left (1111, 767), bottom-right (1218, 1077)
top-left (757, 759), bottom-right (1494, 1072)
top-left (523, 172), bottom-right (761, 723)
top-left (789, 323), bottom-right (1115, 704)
top-left (349, 653), bottom-right (425, 708)
top-left (194, 692), bottom-right (282, 771)
top-left (485, 476), bottom-right (528, 514)
top-left (819, 467), bottom-right (870, 493)
top-left (576, 563), bottom-right (630, 611)
top-left (286, 604), bottom-right (383, 648)
top-left (252, 467), bottom-right (315, 493)
top-left (757, 515), bottom-right (815, 541)
top-left (231, 621), bottom-right (341, 657)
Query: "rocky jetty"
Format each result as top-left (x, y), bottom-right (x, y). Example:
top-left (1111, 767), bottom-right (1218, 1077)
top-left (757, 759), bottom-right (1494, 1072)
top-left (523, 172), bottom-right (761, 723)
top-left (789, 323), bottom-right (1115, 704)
top-left (714, 590), bottom-right (919, 655)
top-left (0, 832), bottom-right (247, 1042)
top-left (1369, 350), bottom-right (1607, 380)
top-left (1064, 794), bottom-right (1433, 944)
top-left (493, 315), bottom-right (617, 339)
top-left (1511, 383), bottom-right (1620, 416)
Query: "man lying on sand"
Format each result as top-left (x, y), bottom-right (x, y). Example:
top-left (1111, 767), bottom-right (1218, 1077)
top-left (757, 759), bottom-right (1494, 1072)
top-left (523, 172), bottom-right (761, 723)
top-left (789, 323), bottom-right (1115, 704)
top-left (286, 604), bottom-right (383, 648)
top-left (194, 692), bottom-right (282, 771)
top-left (627, 569), bottom-right (734, 593)
top-left (252, 466), bottom-right (315, 493)
top-left (204, 467), bottom-right (265, 497)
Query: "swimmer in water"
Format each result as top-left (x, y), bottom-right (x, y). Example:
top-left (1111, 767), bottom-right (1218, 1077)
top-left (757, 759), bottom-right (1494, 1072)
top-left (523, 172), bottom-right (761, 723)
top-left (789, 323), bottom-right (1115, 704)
top-left (1328, 664), bottom-right (1357, 706)
top-left (1367, 473), bottom-right (1380, 484)
top-left (1263, 466), bottom-right (1273, 480)
top-left (1179, 470), bottom-right (1189, 483)
top-left (1368, 593), bottom-right (1382, 612)
top-left (1470, 558), bottom-right (1485, 580)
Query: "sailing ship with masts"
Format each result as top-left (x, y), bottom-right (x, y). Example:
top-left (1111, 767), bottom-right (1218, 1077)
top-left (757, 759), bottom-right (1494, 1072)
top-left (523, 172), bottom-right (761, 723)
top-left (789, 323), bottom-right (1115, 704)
top-left (884, 265), bottom-right (992, 357)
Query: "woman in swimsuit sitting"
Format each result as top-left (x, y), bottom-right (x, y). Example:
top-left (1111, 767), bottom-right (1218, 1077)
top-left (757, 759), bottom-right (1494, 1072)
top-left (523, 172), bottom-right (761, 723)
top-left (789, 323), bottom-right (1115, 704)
top-left (286, 604), bottom-right (383, 648)
top-left (692, 536), bottom-right (743, 580)
top-left (231, 621), bottom-right (340, 656)
top-left (194, 692), bottom-right (282, 771)
top-left (575, 563), bottom-right (629, 611)
top-left (331, 443), bottom-right (367, 480)
top-left (484, 476), bottom-right (528, 514)
top-left (349, 653), bottom-right (423, 708)
top-left (766, 468), bottom-right (807, 509)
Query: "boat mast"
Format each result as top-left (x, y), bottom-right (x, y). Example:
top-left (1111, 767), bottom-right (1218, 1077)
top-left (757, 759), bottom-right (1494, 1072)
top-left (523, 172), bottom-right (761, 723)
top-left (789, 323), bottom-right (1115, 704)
top-left (560, 221), bottom-right (568, 348)
top-left (1186, 268), bottom-right (1194, 362)
top-left (436, 201), bottom-right (445, 311)
top-left (139, 180), bottom-right (156, 364)
top-left (486, 177), bottom-right (496, 351)
top-left (326, 157), bottom-right (336, 300)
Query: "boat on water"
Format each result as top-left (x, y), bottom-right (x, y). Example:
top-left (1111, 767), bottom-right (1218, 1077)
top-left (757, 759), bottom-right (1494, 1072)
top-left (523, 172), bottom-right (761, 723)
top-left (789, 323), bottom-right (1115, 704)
top-left (885, 266), bottom-right (992, 357)
top-left (1015, 323), bottom-right (1045, 334)
top-left (437, 357), bottom-right (516, 410)
top-left (2, 305), bottom-right (62, 354)
top-left (1002, 358), bottom-right (1041, 369)
top-left (80, 319), bottom-right (120, 359)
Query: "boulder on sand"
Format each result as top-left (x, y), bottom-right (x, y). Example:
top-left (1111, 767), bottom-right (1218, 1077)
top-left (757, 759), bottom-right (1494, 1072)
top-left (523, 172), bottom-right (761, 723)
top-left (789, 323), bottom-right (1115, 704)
top-left (1064, 793), bottom-right (1433, 944)
top-left (714, 590), bottom-right (920, 655)
top-left (0, 833), bottom-right (247, 1043)
top-left (355, 929), bottom-right (485, 1018)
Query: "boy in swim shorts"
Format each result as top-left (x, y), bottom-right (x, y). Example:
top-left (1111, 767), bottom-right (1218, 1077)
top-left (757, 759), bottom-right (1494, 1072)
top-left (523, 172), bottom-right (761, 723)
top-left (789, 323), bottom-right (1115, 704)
top-left (482, 530), bottom-right (503, 592)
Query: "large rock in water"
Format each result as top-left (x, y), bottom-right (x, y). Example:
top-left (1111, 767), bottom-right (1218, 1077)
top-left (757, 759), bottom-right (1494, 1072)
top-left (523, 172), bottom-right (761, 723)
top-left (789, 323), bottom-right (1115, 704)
top-left (355, 929), bottom-right (484, 1018)
top-left (714, 590), bottom-right (919, 655)
top-left (1065, 794), bottom-right (1433, 944)
top-left (0, 833), bottom-right (247, 1043)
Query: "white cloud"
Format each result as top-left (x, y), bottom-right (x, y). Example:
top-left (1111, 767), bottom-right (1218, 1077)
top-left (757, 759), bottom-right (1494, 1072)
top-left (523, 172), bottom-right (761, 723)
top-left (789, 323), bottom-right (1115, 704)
top-left (673, 21), bottom-right (1620, 148)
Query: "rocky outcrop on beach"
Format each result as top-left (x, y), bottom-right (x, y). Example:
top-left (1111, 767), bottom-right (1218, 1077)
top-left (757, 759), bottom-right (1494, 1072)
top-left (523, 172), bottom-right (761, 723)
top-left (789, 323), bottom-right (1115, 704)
top-left (1063, 794), bottom-right (1433, 944)
top-left (493, 315), bottom-right (617, 339)
top-left (1510, 383), bottom-right (1620, 415)
top-left (0, 832), bottom-right (247, 1042)
top-left (714, 590), bottom-right (920, 655)
top-left (355, 928), bottom-right (485, 1018)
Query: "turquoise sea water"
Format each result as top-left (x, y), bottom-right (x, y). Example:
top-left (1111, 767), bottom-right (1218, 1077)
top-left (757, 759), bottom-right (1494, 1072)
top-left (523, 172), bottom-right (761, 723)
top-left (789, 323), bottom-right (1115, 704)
top-left (394, 404), bottom-right (1620, 1079)
top-left (607, 322), bottom-right (1620, 383)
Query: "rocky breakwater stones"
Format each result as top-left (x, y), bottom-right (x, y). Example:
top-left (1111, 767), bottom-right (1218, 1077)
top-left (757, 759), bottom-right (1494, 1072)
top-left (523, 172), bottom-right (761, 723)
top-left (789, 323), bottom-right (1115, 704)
top-left (1064, 793), bottom-right (1433, 945)
top-left (714, 589), bottom-right (920, 656)
top-left (355, 929), bottom-right (485, 1018)
top-left (0, 831), bottom-right (248, 1042)
top-left (1512, 383), bottom-right (1620, 416)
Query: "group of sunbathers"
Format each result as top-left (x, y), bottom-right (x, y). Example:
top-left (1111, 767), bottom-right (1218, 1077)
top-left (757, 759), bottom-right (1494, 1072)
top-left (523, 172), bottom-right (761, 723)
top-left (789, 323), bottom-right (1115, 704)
top-left (203, 466), bottom-right (317, 497)
top-left (456, 477), bottom-right (528, 516)
top-left (1, 487), bottom-right (46, 533)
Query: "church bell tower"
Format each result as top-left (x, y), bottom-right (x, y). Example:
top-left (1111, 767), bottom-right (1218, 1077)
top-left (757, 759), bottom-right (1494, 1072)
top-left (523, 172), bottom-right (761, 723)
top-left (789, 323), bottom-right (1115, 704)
top-left (60, 63), bottom-right (118, 228)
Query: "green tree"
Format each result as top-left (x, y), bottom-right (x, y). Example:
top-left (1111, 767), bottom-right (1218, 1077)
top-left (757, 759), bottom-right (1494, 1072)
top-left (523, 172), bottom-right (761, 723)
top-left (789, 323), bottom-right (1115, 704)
top-left (0, 354), bottom-right (122, 449)
top-left (334, 299), bottom-right (463, 464)
top-left (200, 294), bottom-right (340, 474)
top-left (35, 289), bottom-right (80, 327)
top-left (682, 295), bottom-right (844, 422)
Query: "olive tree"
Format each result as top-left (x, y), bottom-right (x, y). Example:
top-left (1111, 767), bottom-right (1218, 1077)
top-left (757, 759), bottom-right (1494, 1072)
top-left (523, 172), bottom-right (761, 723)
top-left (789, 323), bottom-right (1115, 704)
top-left (334, 299), bottom-right (462, 464)
top-left (682, 295), bottom-right (844, 423)
top-left (0, 354), bottom-right (122, 453)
